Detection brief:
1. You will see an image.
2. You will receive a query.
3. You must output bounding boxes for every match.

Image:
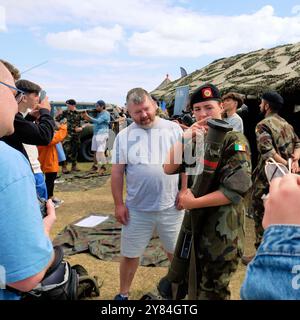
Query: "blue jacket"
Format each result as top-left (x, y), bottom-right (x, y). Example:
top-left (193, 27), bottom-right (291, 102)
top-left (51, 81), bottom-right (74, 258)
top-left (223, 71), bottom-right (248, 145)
top-left (89, 111), bottom-right (110, 135)
top-left (241, 225), bottom-right (300, 300)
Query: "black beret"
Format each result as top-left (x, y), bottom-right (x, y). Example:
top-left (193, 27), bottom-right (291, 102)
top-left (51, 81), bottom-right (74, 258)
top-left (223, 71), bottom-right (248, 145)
top-left (262, 91), bottom-right (284, 105)
top-left (66, 99), bottom-right (76, 105)
top-left (190, 83), bottom-right (221, 106)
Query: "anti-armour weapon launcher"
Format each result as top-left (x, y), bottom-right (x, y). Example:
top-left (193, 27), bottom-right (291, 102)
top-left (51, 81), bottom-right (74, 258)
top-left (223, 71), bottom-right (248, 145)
top-left (158, 118), bottom-right (232, 300)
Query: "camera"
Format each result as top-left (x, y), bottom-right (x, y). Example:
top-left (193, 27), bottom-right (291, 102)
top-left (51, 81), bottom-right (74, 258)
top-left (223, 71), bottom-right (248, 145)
top-left (38, 196), bottom-right (47, 219)
top-left (171, 111), bottom-right (195, 127)
top-left (39, 90), bottom-right (47, 103)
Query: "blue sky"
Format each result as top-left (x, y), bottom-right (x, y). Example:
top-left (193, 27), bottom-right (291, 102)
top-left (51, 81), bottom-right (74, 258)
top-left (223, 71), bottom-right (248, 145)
top-left (1, 0), bottom-right (300, 105)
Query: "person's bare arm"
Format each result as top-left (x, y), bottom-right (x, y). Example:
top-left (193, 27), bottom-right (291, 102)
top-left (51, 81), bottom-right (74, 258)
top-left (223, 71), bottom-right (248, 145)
top-left (179, 189), bottom-right (231, 210)
top-left (9, 200), bottom-right (56, 292)
top-left (111, 164), bottom-right (129, 225)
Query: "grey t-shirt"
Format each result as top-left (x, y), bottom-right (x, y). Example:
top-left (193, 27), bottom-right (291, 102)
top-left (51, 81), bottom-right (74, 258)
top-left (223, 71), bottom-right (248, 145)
top-left (224, 113), bottom-right (244, 133)
top-left (112, 118), bottom-right (182, 211)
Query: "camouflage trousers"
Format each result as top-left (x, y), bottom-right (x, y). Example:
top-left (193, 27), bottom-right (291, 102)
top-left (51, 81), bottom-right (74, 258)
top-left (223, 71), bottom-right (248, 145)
top-left (197, 257), bottom-right (240, 300)
top-left (251, 183), bottom-right (268, 249)
top-left (195, 205), bottom-right (245, 300)
top-left (63, 135), bottom-right (81, 165)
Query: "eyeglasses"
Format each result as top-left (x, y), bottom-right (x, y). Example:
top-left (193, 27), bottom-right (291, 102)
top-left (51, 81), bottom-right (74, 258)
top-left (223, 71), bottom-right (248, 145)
top-left (0, 81), bottom-right (25, 104)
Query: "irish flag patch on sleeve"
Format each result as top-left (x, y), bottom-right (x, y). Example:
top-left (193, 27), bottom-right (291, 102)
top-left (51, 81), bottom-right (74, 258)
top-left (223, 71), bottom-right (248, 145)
top-left (234, 143), bottom-right (246, 152)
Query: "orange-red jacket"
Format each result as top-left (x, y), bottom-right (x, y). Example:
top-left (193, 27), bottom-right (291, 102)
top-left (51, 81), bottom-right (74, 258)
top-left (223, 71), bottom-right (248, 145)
top-left (38, 124), bottom-right (67, 173)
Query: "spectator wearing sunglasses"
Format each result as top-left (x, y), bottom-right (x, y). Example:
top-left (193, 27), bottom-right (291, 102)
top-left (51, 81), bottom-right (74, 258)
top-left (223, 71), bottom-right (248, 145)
top-left (0, 78), bottom-right (55, 162)
top-left (241, 174), bottom-right (300, 300)
top-left (242, 91), bottom-right (300, 266)
top-left (0, 61), bottom-right (55, 300)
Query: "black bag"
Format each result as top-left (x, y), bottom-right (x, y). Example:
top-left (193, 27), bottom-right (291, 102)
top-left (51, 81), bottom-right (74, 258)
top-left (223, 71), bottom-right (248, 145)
top-left (8, 246), bottom-right (100, 300)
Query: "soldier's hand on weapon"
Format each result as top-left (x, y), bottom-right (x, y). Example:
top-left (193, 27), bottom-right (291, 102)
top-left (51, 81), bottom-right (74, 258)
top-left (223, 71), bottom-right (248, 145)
top-left (74, 126), bottom-right (83, 133)
top-left (175, 189), bottom-right (186, 210)
top-left (115, 204), bottom-right (129, 225)
top-left (178, 189), bottom-right (196, 210)
top-left (182, 116), bottom-right (211, 141)
top-left (263, 174), bottom-right (300, 229)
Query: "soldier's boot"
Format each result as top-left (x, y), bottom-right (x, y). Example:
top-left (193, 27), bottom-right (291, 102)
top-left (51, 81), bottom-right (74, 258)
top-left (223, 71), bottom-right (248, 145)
top-left (71, 164), bottom-right (81, 172)
top-left (89, 164), bottom-right (98, 172)
top-left (62, 164), bottom-right (70, 174)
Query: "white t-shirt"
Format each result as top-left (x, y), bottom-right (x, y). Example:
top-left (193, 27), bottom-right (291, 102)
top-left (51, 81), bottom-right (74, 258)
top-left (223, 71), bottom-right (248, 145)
top-left (23, 144), bottom-right (42, 174)
top-left (224, 113), bottom-right (244, 133)
top-left (112, 118), bottom-right (182, 211)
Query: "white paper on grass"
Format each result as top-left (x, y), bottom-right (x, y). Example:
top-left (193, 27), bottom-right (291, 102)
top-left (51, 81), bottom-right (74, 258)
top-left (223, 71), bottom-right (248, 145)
top-left (74, 215), bottom-right (108, 228)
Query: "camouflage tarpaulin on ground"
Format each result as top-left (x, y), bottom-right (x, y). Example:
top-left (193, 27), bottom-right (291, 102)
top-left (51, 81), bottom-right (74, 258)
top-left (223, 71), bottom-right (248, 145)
top-left (53, 214), bottom-right (169, 267)
top-left (54, 172), bottom-right (110, 192)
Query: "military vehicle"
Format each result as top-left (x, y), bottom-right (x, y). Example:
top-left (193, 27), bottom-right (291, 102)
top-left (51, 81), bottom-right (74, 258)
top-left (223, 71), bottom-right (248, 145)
top-left (50, 101), bottom-right (121, 161)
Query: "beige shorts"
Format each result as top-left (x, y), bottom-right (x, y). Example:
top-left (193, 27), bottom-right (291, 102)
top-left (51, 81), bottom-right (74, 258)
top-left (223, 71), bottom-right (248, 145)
top-left (121, 206), bottom-right (184, 258)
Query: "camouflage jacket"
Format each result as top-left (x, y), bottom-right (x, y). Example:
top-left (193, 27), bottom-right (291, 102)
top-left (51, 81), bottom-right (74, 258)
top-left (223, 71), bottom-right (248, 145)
top-left (254, 113), bottom-right (300, 182)
top-left (56, 110), bottom-right (82, 136)
top-left (183, 131), bottom-right (252, 261)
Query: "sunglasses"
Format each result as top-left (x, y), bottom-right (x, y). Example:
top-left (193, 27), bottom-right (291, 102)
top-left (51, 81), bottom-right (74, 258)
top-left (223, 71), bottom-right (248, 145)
top-left (262, 157), bottom-right (290, 200)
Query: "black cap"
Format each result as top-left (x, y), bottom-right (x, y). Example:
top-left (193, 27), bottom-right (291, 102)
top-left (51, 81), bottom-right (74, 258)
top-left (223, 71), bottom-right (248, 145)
top-left (96, 100), bottom-right (106, 107)
top-left (262, 91), bottom-right (284, 105)
top-left (190, 83), bottom-right (221, 106)
top-left (66, 99), bottom-right (76, 106)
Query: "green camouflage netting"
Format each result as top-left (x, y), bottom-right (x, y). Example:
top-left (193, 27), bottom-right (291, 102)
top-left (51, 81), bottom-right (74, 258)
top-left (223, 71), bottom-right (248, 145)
top-left (54, 172), bottom-right (110, 192)
top-left (53, 214), bottom-right (169, 267)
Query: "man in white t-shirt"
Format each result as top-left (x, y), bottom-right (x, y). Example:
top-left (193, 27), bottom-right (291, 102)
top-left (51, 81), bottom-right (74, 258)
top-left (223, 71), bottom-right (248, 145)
top-left (222, 92), bottom-right (244, 133)
top-left (111, 88), bottom-right (186, 300)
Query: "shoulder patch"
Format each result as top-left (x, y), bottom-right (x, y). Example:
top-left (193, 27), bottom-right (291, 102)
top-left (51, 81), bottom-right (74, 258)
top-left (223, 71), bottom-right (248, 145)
top-left (234, 143), bottom-right (246, 152)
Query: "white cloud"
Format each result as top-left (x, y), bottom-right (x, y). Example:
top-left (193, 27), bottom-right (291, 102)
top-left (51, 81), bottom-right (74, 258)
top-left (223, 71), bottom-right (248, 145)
top-left (0, 5), bottom-right (7, 31)
top-left (128, 5), bottom-right (300, 58)
top-left (292, 5), bottom-right (300, 15)
top-left (0, 0), bottom-right (179, 30)
top-left (46, 25), bottom-right (123, 54)
top-left (27, 66), bottom-right (162, 105)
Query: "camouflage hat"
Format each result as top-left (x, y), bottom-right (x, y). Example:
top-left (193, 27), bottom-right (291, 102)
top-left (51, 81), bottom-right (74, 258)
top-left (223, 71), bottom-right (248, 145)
top-left (190, 83), bottom-right (221, 106)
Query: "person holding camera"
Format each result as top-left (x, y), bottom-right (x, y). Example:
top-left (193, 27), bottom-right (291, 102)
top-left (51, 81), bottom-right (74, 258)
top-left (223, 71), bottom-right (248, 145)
top-left (0, 79), bottom-right (55, 161)
top-left (241, 173), bottom-right (300, 299)
top-left (82, 100), bottom-right (110, 175)
top-left (0, 61), bottom-right (55, 300)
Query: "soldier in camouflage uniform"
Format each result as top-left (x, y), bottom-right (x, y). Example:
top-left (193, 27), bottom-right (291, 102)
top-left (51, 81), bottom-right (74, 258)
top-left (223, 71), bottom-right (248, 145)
top-left (242, 91), bottom-right (300, 265)
top-left (164, 84), bottom-right (252, 299)
top-left (56, 99), bottom-right (83, 173)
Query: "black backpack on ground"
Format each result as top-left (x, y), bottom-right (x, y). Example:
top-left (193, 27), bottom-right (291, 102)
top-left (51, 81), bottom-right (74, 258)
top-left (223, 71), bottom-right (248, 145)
top-left (7, 246), bottom-right (100, 300)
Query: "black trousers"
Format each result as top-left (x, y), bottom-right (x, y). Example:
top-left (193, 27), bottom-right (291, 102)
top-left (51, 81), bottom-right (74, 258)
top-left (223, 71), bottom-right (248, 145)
top-left (45, 172), bottom-right (57, 198)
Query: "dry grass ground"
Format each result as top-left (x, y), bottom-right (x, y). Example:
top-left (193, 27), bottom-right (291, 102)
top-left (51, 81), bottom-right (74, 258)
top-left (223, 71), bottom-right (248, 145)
top-left (50, 163), bottom-right (256, 300)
